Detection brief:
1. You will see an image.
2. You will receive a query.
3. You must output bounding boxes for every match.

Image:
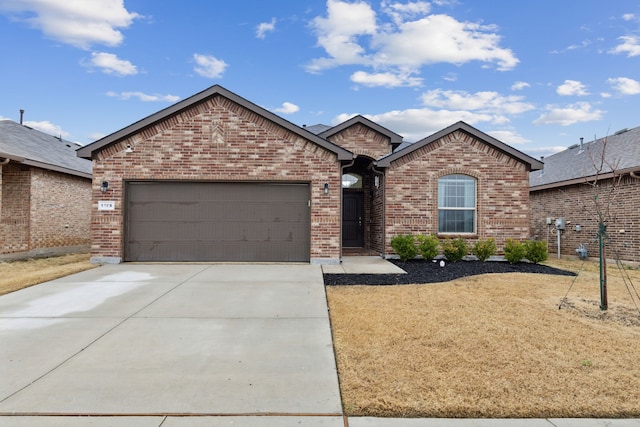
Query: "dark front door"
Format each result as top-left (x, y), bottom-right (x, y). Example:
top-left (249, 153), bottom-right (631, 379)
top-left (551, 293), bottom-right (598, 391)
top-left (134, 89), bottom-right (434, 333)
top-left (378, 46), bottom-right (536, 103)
top-left (342, 191), bottom-right (364, 247)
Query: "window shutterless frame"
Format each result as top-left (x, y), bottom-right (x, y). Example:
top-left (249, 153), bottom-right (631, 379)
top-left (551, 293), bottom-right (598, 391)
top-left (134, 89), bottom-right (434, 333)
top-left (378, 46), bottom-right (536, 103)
top-left (437, 174), bottom-right (476, 234)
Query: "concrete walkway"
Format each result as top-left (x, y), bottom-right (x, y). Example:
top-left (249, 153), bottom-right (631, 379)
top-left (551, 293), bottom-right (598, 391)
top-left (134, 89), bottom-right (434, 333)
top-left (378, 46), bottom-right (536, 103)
top-left (1, 260), bottom-right (639, 426)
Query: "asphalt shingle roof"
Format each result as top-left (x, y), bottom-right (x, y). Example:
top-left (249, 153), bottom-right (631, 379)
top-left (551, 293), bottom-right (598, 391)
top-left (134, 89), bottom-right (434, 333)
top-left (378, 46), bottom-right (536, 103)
top-left (530, 126), bottom-right (640, 189)
top-left (0, 120), bottom-right (92, 178)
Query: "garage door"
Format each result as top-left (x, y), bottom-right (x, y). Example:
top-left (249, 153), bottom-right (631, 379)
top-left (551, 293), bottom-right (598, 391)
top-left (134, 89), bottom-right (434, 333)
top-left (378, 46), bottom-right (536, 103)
top-left (125, 182), bottom-right (310, 262)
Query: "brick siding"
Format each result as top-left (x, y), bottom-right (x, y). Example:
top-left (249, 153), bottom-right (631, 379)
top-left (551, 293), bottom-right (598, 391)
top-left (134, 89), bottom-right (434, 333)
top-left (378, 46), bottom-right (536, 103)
top-left (530, 174), bottom-right (640, 262)
top-left (384, 130), bottom-right (531, 255)
top-left (326, 124), bottom-right (392, 160)
top-left (0, 162), bottom-right (91, 255)
top-left (91, 95), bottom-right (342, 261)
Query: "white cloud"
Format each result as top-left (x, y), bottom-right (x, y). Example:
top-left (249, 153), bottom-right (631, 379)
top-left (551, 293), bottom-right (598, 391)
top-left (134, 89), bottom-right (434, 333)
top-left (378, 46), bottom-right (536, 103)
top-left (525, 145), bottom-right (567, 158)
top-left (331, 87), bottom-right (535, 141)
top-left (622, 13), bottom-right (636, 21)
top-left (256, 18), bottom-right (276, 39)
top-left (106, 91), bottom-right (180, 102)
top-left (88, 52), bottom-right (137, 76)
top-left (307, 0), bottom-right (518, 76)
top-left (533, 102), bottom-right (604, 126)
top-left (511, 81), bottom-right (530, 91)
top-left (193, 53), bottom-right (228, 78)
top-left (373, 14), bottom-right (519, 71)
top-left (23, 120), bottom-right (70, 138)
top-left (382, 1), bottom-right (431, 25)
top-left (442, 72), bottom-right (458, 82)
top-left (487, 130), bottom-right (530, 145)
top-left (607, 77), bottom-right (640, 95)
top-left (273, 102), bottom-right (300, 114)
top-left (0, 0), bottom-right (140, 49)
top-left (556, 80), bottom-right (589, 96)
top-left (610, 35), bottom-right (640, 57)
top-left (351, 70), bottom-right (422, 87)
top-left (334, 108), bottom-right (496, 142)
top-left (89, 132), bottom-right (106, 141)
top-left (307, 0), bottom-right (377, 73)
top-left (420, 89), bottom-right (534, 115)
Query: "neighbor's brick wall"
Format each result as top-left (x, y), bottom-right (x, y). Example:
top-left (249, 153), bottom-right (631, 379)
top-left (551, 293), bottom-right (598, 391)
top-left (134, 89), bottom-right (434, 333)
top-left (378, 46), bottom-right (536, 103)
top-left (0, 163), bottom-right (30, 253)
top-left (0, 163), bottom-right (91, 255)
top-left (29, 168), bottom-right (91, 250)
top-left (385, 130), bottom-right (531, 256)
top-left (91, 95), bottom-right (342, 261)
top-left (530, 174), bottom-right (640, 263)
top-left (326, 124), bottom-right (392, 159)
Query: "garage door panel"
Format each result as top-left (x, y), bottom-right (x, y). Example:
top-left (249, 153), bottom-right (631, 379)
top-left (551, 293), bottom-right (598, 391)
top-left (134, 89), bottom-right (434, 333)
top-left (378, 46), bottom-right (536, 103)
top-left (125, 182), bottom-right (310, 262)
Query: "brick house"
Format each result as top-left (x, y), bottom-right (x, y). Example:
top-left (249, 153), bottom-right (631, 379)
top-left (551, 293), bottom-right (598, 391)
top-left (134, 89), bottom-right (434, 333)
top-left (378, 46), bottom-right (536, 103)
top-left (530, 126), bottom-right (640, 263)
top-left (77, 85), bottom-right (542, 264)
top-left (0, 120), bottom-right (92, 258)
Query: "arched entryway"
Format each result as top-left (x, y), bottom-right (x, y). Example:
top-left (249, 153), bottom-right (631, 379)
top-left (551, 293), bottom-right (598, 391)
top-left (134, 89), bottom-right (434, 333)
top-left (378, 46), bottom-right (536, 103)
top-left (342, 156), bottom-right (384, 256)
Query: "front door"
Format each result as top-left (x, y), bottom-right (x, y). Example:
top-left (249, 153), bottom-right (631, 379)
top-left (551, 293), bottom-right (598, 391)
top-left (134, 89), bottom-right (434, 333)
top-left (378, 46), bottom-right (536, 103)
top-left (342, 191), bottom-right (364, 247)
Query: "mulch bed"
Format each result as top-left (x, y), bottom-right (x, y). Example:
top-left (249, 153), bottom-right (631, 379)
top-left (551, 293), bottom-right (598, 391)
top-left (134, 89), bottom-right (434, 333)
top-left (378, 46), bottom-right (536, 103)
top-left (324, 259), bottom-right (576, 285)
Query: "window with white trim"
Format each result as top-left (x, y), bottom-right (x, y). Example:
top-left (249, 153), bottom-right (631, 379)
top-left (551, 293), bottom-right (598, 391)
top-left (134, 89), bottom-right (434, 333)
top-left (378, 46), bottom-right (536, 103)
top-left (438, 174), bottom-right (476, 233)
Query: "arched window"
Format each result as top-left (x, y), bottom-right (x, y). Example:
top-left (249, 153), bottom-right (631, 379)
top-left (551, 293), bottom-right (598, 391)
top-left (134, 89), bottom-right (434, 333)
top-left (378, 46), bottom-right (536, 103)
top-left (438, 174), bottom-right (476, 233)
top-left (342, 173), bottom-right (362, 189)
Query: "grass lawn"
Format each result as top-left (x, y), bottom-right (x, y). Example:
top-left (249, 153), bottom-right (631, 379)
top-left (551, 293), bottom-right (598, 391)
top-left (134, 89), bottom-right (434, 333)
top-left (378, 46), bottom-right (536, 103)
top-left (327, 258), bottom-right (640, 418)
top-left (0, 253), bottom-right (97, 296)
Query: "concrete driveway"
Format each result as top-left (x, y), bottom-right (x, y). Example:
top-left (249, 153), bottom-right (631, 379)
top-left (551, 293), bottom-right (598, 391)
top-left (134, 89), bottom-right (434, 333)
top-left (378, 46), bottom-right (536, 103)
top-left (0, 264), bottom-right (343, 426)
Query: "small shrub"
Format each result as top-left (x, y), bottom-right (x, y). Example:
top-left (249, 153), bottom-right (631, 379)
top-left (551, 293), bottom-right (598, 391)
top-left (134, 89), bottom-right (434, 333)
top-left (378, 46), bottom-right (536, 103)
top-left (504, 238), bottom-right (526, 264)
top-left (524, 240), bottom-right (548, 264)
top-left (472, 238), bottom-right (497, 262)
top-left (417, 234), bottom-right (439, 260)
top-left (390, 234), bottom-right (417, 261)
top-left (441, 237), bottom-right (468, 262)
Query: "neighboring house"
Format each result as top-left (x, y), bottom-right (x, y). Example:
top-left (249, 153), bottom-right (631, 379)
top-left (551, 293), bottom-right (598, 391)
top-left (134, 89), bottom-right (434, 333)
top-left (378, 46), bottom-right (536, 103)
top-left (77, 85), bottom-right (542, 264)
top-left (530, 126), bottom-right (640, 262)
top-left (0, 120), bottom-right (92, 258)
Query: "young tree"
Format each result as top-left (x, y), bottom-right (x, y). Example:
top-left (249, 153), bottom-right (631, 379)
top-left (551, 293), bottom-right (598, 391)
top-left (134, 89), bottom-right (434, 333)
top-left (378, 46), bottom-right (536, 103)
top-left (577, 134), bottom-right (623, 310)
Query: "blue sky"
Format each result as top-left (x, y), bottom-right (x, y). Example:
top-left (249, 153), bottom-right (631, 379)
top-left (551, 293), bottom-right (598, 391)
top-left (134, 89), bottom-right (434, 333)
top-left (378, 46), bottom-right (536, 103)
top-left (0, 1), bottom-right (639, 158)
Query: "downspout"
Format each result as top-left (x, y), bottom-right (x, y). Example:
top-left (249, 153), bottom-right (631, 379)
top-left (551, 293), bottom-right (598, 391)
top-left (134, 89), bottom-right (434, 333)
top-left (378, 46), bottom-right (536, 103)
top-left (370, 162), bottom-right (385, 258)
top-left (340, 156), bottom-right (357, 261)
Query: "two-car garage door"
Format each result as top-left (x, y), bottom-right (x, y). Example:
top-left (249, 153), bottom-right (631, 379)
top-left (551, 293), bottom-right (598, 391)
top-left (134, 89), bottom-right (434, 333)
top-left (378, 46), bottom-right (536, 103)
top-left (124, 182), bottom-right (310, 262)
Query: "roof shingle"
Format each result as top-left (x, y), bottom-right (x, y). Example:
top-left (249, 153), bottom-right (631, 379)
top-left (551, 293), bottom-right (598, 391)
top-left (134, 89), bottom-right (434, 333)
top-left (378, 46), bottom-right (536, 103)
top-left (530, 126), bottom-right (640, 189)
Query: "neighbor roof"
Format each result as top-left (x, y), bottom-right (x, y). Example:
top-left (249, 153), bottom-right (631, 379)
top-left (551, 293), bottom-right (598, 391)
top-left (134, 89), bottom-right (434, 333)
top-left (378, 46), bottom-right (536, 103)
top-left (0, 120), bottom-right (92, 178)
top-left (77, 85), bottom-right (354, 161)
top-left (376, 121), bottom-right (544, 171)
top-left (530, 126), bottom-right (640, 190)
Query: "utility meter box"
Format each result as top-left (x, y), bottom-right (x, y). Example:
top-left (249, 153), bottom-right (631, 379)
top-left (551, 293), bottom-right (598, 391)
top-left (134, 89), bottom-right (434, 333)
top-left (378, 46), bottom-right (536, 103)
top-left (555, 218), bottom-right (566, 230)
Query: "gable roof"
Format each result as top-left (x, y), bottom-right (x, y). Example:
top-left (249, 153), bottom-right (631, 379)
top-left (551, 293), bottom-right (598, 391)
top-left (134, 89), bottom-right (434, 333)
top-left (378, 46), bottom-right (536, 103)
top-left (0, 120), bottom-right (92, 178)
top-left (77, 85), bottom-right (353, 161)
top-left (530, 125), bottom-right (640, 190)
top-left (319, 115), bottom-right (404, 149)
top-left (375, 121), bottom-right (544, 171)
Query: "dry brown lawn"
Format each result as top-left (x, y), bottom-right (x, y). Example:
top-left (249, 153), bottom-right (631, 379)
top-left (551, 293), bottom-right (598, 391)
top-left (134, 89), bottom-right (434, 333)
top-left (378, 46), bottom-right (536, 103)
top-left (0, 253), bottom-right (97, 296)
top-left (327, 258), bottom-right (640, 418)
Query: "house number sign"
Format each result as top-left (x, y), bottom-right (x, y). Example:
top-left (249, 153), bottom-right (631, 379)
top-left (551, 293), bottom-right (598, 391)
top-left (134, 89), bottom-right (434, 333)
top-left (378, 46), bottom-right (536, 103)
top-left (98, 201), bottom-right (115, 211)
